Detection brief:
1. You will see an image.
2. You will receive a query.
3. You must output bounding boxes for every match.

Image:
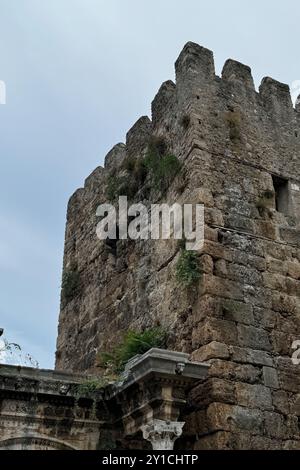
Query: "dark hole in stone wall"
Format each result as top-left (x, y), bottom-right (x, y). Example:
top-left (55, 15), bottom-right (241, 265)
top-left (272, 175), bottom-right (290, 215)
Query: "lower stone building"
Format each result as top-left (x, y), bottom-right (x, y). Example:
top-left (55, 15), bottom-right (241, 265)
top-left (0, 349), bottom-right (208, 450)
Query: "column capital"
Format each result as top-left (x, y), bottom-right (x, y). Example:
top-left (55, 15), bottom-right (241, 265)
top-left (141, 419), bottom-right (185, 450)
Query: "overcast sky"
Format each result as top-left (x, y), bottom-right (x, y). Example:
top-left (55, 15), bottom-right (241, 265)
top-left (0, 0), bottom-right (299, 369)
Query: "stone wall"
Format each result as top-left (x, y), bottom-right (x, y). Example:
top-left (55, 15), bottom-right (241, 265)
top-left (0, 366), bottom-right (101, 450)
top-left (55, 42), bottom-right (300, 449)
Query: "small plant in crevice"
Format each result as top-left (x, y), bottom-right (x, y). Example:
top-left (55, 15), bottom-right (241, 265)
top-left (122, 156), bottom-right (148, 187)
top-left (221, 300), bottom-right (244, 317)
top-left (106, 135), bottom-right (181, 200)
top-left (122, 156), bottom-right (136, 173)
top-left (106, 175), bottom-right (127, 201)
top-left (98, 327), bottom-right (167, 374)
top-left (133, 157), bottom-right (148, 184)
top-left (256, 198), bottom-right (268, 213)
top-left (256, 190), bottom-right (274, 217)
top-left (176, 169), bottom-right (188, 195)
top-left (225, 109), bottom-right (242, 143)
top-left (74, 377), bottom-right (113, 421)
top-left (144, 135), bottom-right (181, 192)
top-left (61, 264), bottom-right (80, 305)
top-left (262, 190), bottom-right (274, 200)
top-left (176, 248), bottom-right (201, 287)
top-left (147, 135), bottom-right (168, 157)
top-left (97, 432), bottom-right (117, 451)
top-left (180, 114), bottom-right (191, 130)
top-left (75, 377), bottom-right (110, 399)
top-left (107, 160), bottom-right (146, 201)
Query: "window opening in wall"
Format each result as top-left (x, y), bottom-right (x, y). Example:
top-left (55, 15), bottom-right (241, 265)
top-left (272, 175), bottom-right (289, 215)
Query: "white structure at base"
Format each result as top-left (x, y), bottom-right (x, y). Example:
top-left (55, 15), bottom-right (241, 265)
top-left (141, 419), bottom-right (185, 450)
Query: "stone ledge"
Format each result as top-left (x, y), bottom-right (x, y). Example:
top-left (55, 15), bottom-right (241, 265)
top-left (0, 364), bottom-right (83, 383)
top-left (122, 348), bottom-right (209, 385)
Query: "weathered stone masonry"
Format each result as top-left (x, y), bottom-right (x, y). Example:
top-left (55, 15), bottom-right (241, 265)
top-left (55, 42), bottom-right (300, 449)
top-left (0, 350), bottom-right (208, 449)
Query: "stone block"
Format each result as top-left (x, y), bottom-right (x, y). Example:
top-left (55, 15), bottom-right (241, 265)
top-left (192, 318), bottom-right (238, 349)
top-left (229, 346), bottom-right (274, 367)
top-left (263, 411), bottom-right (298, 440)
top-left (191, 341), bottom-right (230, 362)
top-left (199, 254), bottom-right (214, 274)
top-left (206, 403), bottom-right (264, 434)
top-left (262, 272), bottom-right (287, 292)
top-left (235, 383), bottom-right (273, 410)
top-left (200, 274), bottom-right (244, 301)
top-left (263, 367), bottom-right (279, 389)
top-left (291, 394), bottom-right (300, 416)
top-left (280, 227), bottom-right (300, 246)
top-left (194, 431), bottom-right (233, 450)
top-left (286, 260), bottom-right (300, 280)
top-left (253, 307), bottom-right (276, 330)
top-left (272, 390), bottom-right (290, 415)
top-left (237, 324), bottom-right (271, 351)
top-left (270, 330), bottom-right (295, 355)
top-left (214, 259), bottom-right (227, 277)
top-left (190, 378), bottom-right (236, 407)
top-left (189, 187), bottom-right (214, 207)
top-left (208, 359), bottom-right (261, 384)
top-left (222, 299), bottom-right (254, 325)
top-left (276, 357), bottom-right (300, 393)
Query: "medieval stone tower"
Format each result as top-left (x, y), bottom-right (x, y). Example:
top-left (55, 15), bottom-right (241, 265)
top-left (55, 42), bottom-right (300, 449)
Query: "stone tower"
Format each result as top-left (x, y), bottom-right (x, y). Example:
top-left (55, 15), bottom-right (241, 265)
top-left (56, 42), bottom-right (300, 449)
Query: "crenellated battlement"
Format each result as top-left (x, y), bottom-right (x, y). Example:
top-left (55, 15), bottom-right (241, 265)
top-left (67, 41), bottom-right (300, 241)
top-left (110, 42), bottom-right (299, 177)
top-left (222, 59), bottom-right (255, 89)
top-left (73, 42), bottom-right (299, 198)
top-left (175, 42), bottom-right (215, 82)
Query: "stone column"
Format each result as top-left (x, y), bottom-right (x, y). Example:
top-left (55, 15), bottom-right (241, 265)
top-left (141, 419), bottom-right (185, 450)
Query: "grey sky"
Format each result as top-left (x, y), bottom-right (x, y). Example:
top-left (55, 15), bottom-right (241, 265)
top-left (0, 0), bottom-right (299, 368)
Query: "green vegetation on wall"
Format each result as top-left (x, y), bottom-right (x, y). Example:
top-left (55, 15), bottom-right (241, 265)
top-left (98, 327), bottom-right (167, 374)
top-left (106, 135), bottom-right (182, 200)
top-left (144, 136), bottom-right (181, 191)
top-left (106, 175), bottom-right (130, 201)
top-left (180, 114), bottom-right (191, 130)
top-left (61, 264), bottom-right (80, 304)
top-left (225, 109), bottom-right (242, 143)
top-left (256, 190), bottom-right (274, 217)
top-left (176, 248), bottom-right (201, 287)
top-left (75, 377), bottom-right (109, 398)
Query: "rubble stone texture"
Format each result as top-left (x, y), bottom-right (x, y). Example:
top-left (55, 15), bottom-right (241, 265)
top-left (55, 42), bottom-right (300, 449)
